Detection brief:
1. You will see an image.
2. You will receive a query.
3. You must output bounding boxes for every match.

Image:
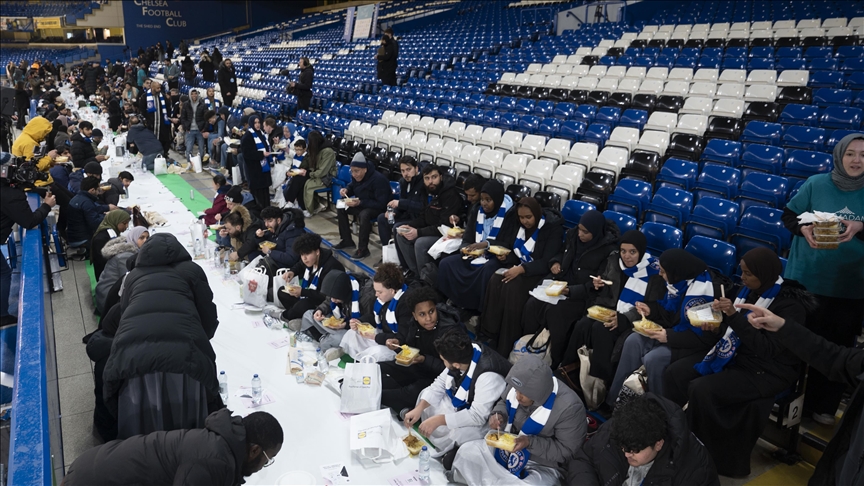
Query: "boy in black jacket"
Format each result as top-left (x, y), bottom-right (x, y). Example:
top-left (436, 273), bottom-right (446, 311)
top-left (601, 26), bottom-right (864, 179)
top-left (378, 155), bottom-right (427, 245)
top-left (272, 233), bottom-right (345, 326)
top-left (335, 153), bottom-right (391, 260)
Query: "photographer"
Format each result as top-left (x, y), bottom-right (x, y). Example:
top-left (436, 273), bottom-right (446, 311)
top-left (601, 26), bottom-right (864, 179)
top-left (289, 57), bottom-right (314, 112)
top-left (0, 153), bottom-right (56, 325)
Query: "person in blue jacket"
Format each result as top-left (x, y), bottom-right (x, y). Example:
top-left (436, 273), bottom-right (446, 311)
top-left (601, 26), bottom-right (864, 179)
top-left (67, 177), bottom-right (106, 251)
top-left (334, 153), bottom-right (391, 260)
top-left (256, 206), bottom-right (305, 269)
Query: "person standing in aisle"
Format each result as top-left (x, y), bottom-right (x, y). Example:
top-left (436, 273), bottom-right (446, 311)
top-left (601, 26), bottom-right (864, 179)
top-left (376, 35), bottom-right (398, 87)
top-left (240, 115), bottom-right (275, 210)
top-left (218, 59), bottom-right (238, 108)
top-left (290, 57), bottom-right (314, 112)
top-left (163, 58), bottom-right (180, 91)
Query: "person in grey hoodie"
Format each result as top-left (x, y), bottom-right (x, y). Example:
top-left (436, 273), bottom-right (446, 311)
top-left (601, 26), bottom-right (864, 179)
top-left (451, 355), bottom-right (587, 485)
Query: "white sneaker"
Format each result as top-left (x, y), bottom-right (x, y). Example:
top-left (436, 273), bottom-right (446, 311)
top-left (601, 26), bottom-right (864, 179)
top-left (812, 412), bottom-right (836, 426)
top-left (284, 201), bottom-right (295, 209)
top-left (324, 347), bottom-right (344, 362)
top-left (303, 210), bottom-right (313, 218)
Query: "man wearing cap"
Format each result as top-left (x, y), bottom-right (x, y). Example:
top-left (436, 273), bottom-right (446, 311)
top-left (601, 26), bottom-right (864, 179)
top-left (451, 355), bottom-right (586, 484)
top-left (334, 153), bottom-right (391, 260)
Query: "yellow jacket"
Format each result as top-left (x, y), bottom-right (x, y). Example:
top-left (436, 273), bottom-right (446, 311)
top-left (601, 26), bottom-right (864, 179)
top-left (11, 116), bottom-right (54, 187)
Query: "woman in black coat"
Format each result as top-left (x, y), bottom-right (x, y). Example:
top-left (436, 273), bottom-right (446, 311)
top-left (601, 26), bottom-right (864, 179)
top-left (663, 247), bottom-right (815, 477)
top-left (240, 115), bottom-right (274, 209)
top-left (199, 51), bottom-right (215, 83)
top-left (14, 81), bottom-right (30, 129)
top-left (181, 55), bottom-right (195, 83)
top-left (521, 210), bottom-right (621, 367)
top-left (479, 197), bottom-right (564, 356)
top-left (211, 47), bottom-right (223, 68)
top-left (102, 233), bottom-right (221, 439)
top-left (217, 59), bottom-right (237, 107)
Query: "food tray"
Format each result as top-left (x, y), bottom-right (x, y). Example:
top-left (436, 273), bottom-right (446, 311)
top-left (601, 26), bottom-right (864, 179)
top-left (55, 156), bottom-right (69, 162)
top-left (395, 345), bottom-right (420, 367)
top-left (686, 303), bottom-right (723, 329)
top-left (461, 247), bottom-right (484, 257)
top-left (814, 241), bottom-right (840, 250)
top-left (485, 430), bottom-right (517, 452)
top-left (281, 285), bottom-right (301, 294)
top-left (447, 227), bottom-right (464, 237)
top-left (209, 224), bottom-right (223, 231)
top-left (488, 245), bottom-right (511, 256)
top-left (403, 434), bottom-right (424, 456)
top-left (357, 323), bottom-right (377, 339)
top-left (545, 281), bottom-right (568, 296)
top-left (259, 241), bottom-right (277, 250)
top-left (587, 305), bottom-right (616, 322)
top-left (633, 318), bottom-right (662, 337)
top-left (813, 225), bottom-right (840, 235)
top-left (322, 316), bottom-right (344, 329)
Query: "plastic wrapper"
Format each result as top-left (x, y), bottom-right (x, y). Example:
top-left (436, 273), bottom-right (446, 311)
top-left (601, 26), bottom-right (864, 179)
top-left (686, 303), bottom-right (723, 329)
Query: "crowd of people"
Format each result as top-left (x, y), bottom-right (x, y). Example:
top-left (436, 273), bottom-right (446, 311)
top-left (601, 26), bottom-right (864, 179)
top-left (1, 32), bottom-right (863, 485)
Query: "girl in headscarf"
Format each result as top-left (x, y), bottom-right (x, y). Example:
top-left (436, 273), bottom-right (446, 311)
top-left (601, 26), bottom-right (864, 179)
top-left (781, 132), bottom-right (864, 425)
top-left (94, 226), bottom-right (149, 315)
top-left (557, 231), bottom-right (666, 397)
top-left (90, 209), bottom-right (131, 281)
top-left (437, 180), bottom-right (514, 312)
top-left (479, 197), bottom-right (564, 356)
top-left (607, 249), bottom-right (726, 404)
top-left (664, 247), bottom-right (816, 477)
top-left (520, 210), bottom-right (620, 367)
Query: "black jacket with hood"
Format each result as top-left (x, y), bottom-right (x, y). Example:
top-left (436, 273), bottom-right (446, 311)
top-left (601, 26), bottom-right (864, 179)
top-left (287, 247), bottom-right (344, 304)
top-left (102, 233), bottom-right (220, 415)
top-left (567, 393), bottom-right (721, 486)
top-left (63, 409), bottom-right (248, 486)
top-left (407, 175), bottom-right (464, 238)
top-left (551, 219), bottom-right (621, 302)
top-left (395, 172), bottom-right (426, 221)
top-left (375, 303), bottom-right (463, 377)
top-left (71, 131), bottom-right (99, 168)
top-left (258, 209), bottom-right (305, 268)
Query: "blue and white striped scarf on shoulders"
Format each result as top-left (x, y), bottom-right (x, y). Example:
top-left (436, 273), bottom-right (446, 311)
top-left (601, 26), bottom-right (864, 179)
top-left (374, 284), bottom-right (407, 333)
top-left (660, 271), bottom-right (715, 335)
top-left (475, 204), bottom-right (506, 243)
top-left (617, 253), bottom-right (661, 313)
top-left (330, 275), bottom-right (361, 320)
top-left (248, 128), bottom-right (271, 173)
top-left (495, 378), bottom-right (559, 478)
top-left (446, 343), bottom-right (482, 410)
top-left (146, 89), bottom-right (170, 125)
top-left (204, 97), bottom-right (221, 110)
top-left (513, 216), bottom-right (545, 263)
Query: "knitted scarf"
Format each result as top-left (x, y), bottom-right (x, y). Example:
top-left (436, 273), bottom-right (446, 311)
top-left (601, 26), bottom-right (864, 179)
top-left (446, 343), bottom-right (482, 410)
top-left (248, 128), bottom-right (271, 173)
top-left (145, 89), bottom-right (170, 125)
top-left (204, 97), bottom-right (221, 110)
top-left (513, 216), bottom-right (545, 263)
top-left (330, 275), bottom-right (361, 320)
top-left (617, 253), bottom-right (661, 313)
top-left (373, 284), bottom-right (406, 333)
top-left (475, 203), bottom-right (507, 243)
top-left (660, 271), bottom-right (715, 335)
top-left (495, 378), bottom-right (559, 478)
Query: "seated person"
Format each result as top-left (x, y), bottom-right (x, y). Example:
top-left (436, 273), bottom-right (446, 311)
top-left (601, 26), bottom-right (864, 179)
top-left (451, 174), bottom-right (485, 229)
top-left (557, 230), bottom-right (665, 394)
top-left (334, 153), bottom-right (391, 259)
top-left (340, 263), bottom-right (410, 361)
top-left (607, 249), bottom-right (726, 405)
top-left (299, 270), bottom-right (370, 361)
top-left (256, 206), bottom-right (304, 269)
top-left (90, 128), bottom-right (109, 156)
top-left (403, 328), bottom-right (511, 463)
top-left (62, 409), bottom-right (282, 486)
top-left (219, 209), bottom-right (264, 263)
top-left (67, 177), bottom-right (106, 250)
top-left (272, 233), bottom-right (345, 326)
top-left (201, 173), bottom-right (230, 226)
top-left (396, 164), bottom-right (464, 277)
top-left (378, 287), bottom-right (462, 415)
top-left (213, 186), bottom-right (245, 247)
top-left (90, 209), bottom-right (131, 281)
top-left (291, 138), bottom-right (306, 168)
top-left (378, 156), bottom-right (427, 245)
top-left (663, 248), bottom-right (813, 478)
top-left (480, 197), bottom-right (564, 357)
top-left (521, 210), bottom-right (620, 368)
top-left (451, 355), bottom-right (587, 485)
top-left (86, 302), bottom-right (123, 441)
top-left (567, 394), bottom-right (720, 486)
top-left (95, 227), bottom-right (148, 316)
top-left (104, 170), bottom-right (134, 206)
top-left (437, 180), bottom-right (513, 312)
top-left (71, 120), bottom-right (108, 167)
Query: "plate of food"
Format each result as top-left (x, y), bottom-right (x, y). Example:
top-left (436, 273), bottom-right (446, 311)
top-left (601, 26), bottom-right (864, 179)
top-left (686, 303), bottom-right (723, 330)
top-left (545, 280), bottom-right (568, 296)
top-left (357, 322), bottom-right (377, 339)
top-left (485, 430), bottom-right (518, 452)
top-left (488, 245), bottom-right (511, 256)
top-left (587, 305), bottom-right (616, 322)
top-left (403, 433), bottom-right (424, 456)
top-left (395, 345), bottom-right (420, 367)
top-left (259, 241), bottom-right (277, 250)
top-left (633, 318), bottom-right (663, 337)
top-left (322, 316), bottom-right (345, 329)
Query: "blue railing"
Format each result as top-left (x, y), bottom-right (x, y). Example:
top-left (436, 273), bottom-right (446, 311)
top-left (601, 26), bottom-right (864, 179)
top-left (8, 193), bottom-right (52, 486)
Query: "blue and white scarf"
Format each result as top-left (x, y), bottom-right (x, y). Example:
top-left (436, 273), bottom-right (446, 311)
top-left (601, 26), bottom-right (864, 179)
top-left (204, 97), bottom-right (221, 110)
top-left (292, 154), bottom-right (304, 169)
top-left (373, 284), bottom-right (407, 333)
top-left (248, 128), bottom-right (271, 173)
top-left (330, 275), bottom-right (361, 320)
top-left (694, 277), bottom-right (783, 376)
top-left (660, 271), bottom-right (714, 335)
top-left (495, 378), bottom-right (559, 478)
top-left (145, 89), bottom-right (170, 125)
top-left (617, 253), bottom-right (661, 313)
top-left (301, 265), bottom-right (322, 290)
top-left (513, 216), bottom-right (545, 263)
top-left (475, 204), bottom-right (507, 243)
top-left (446, 343), bottom-right (482, 410)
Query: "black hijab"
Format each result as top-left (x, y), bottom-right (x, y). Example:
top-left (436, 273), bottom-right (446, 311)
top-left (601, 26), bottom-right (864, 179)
top-left (517, 197), bottom-right (542, 230)
top-left (741, 247), bottom-right (783, 295)
top-left (658, 249), bottom-right (708, 284)
top-left (481, 179), bottom-right (505, 216)
top-left (619, 229), bottom-right (648, 262)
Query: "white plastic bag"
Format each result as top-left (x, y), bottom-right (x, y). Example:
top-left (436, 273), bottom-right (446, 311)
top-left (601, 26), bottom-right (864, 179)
top-left (272, 268), bottom-right (289, 309)
top-left (349, 408), bottom-right (407, 464)
top-left (190, 155), bottom-right (202, 173)
top-left (427, 236), bottom-right (463, 260)
top-left (382, 239), bottom-right (400, 264)
top-left (578, 346), bottom-right (608, 410)
top-left (153, 155), bottom-right (168, 175)
top-left (239, 256), bottom-right (269, 308)
top-left (341, 356), bottom-right (381, 414)
top-left (232, 165), bottom-right (243, 185)
top-left (509, 328), bottom-right (552, 366)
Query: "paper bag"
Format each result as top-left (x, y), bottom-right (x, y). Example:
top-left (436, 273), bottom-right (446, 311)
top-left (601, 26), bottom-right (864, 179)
top-left (153, 155), bottom-right (168, 175)
top-left (382, 239), bottom-right (400, 264)
top-left (349, 409), bottom-right (408, 463)
top-left (239, 256), bottom-right (269, 308)
top-left (341, 356), bottom-right (381, 414)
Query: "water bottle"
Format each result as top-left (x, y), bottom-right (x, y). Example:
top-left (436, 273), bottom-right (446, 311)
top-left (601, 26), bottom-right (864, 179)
top-left (218, 371), bottom-right (228, 403)
top-left (251, 374), bottom-right (262, 405)
top-left (223, 259), bottom-right (231, 277)
top-left (194, 237), bottom-right (202, 257)
top-left (387, 208), bottom-right (395, 224)
top-left (316, 347), bottom-right (329, 374)
top-left (418, 446), bottom-right (430, 481)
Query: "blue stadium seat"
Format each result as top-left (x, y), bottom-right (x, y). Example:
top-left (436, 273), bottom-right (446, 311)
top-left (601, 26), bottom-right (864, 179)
top-left (784, 150), bottom-right (833, 179)
top-left (562, 200), bottom-right (596, 228)
top-left (499, 97), bottom-right (518, 112)
top-left (583, 123), bottom-right (612, 148)
top-left (644, 187), bottom-right (694, 227)
top-left (607, 179), bottom-right (653, 217)
top-left (519, 115), bottom-right (541, 133)
top-left (741, 121), bottom-right (783, 146)
top-left (619, 109), bottom-right (648, 130)
top-left (559, 120), bottom-right (587, 142)
top-left (776, 47), bottom-right (802, 59)
top-left (604, 210), bottom-right (638, 234)
top-left (781, 126), bottom-right (826, 151)
top-left (778, 104), bottom-right (820, 126)
top-left (656, 158), bottom-right (698, 191)
top-left (483, 109), bottom-right (501, 127)
top-left (827, 129), bottom-right (860, 150)
top-left (693, 164), bottom-right (741, 200)
top-left (777, 58), bottom-right (807, 71)
top-left (553, 102), bottom-right (577, 120)
top-left (468, 94), bottom-right (486, 109)
top-left (483, 95), bottom-right (501, 109)
top-left (809, 58), bottom-right (839, 72)
top-left (514, 98), bottom-right (536, 114)
top-left (841, 58), bottom-right (864, 72)
top-left (813, 88), bottom-right (852, 108)
top-left (641, 221), bottom-right (683, 255)
top-left (685, 197), bottom-right (741, 241)
top-left (722, 57), bottom-right (746, 70)
top-left (535, 100), bottom-right (556, 117)
top-left (750, 47), bottom-right (775, 59)
top-left (575, 105), bottom-right (598, 123)
top-left (537, 118), bottom-right (561, 138)
top-left (804, 46), bottom-right (833, 60)
top-left (596, 107), bottom-right (622, 125)
top-left (820, 106), bottom-right (863, 130)
top-left (498, 112), bottom-right (519, 130)
top-left (730, 206), bottom-right (792, 257)
top-left (685, 236), bottom-right (737, 277)
top-left (736, 173), bottom-right (789, 211)
top-left (848, 73), bottom-right (864, 91)
top-left (809, 71), bottom-right (845, 89)
top-left (701, 139), bottom-right (742, 166)
top-left (739, 144), bottom-right (785, 175)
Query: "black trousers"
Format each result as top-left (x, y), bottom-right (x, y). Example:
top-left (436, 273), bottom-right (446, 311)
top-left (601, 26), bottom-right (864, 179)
top-left (223, 93), bottom-right (235, 108)
top-left (250, 187), bottom-right (270, 210)
top-left (804, 295), bottom-right (864, 415)
top-left (283, 174), bottom-right (308, 208)
top-left (50, 182), bottom-right (73, 240)
top-left (480, 273), bottom-right (543, 357)
top-left (380, 361), bottom-right (434, 412)
top-left (297, 93), bottom-right (312, 112)
top-left (561, 315), bottom-right (626, 383)
top-left (523, 297), bottom-right (588, 368)
top-left (276, 292), bottom-right (322, 321)
top-left (337, 206), bottom-right (380, 251)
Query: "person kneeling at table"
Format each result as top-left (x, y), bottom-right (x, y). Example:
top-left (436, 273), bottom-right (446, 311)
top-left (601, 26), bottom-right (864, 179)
top-left (340, 263), bottom-right (411, 361)
top-left (271, 233), bottom-right (344, 327)
top-left (220, 209), bottom-right (264, 263)
top-left (451, 355), bottom-right (586, 485)
top-left (403, 328), bottom-right (511, 466)
top-left (567, 394), bottom-right (720, 486)
top-left (299, 270), bottom-right (370, 361)
top-left (62, 409), bottom-right (283, 486)
top-left (255, 206), bottom-right (305, 269)
top-left (378, 286), bottom-right (461, 414)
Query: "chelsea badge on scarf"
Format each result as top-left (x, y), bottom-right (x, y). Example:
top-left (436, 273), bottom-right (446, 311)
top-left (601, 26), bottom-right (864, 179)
top-left (496, 449), bottom-right (530, 478)
top-left (147, 100), bottom-right (154, 109)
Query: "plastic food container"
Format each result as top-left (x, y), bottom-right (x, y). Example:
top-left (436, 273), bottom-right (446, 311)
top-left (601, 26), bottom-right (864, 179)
top-left (357, 323), bottom-right (377, 339)
top-left (322, 316), bottom-right (344, 329)
top-left (461, 247), bottom-right (484, 257)
top-left (447, 227), bottom-right (464, 237)
top-left (587, 305), bottom-right (616, 322)
top-left (686, 303), bottom-right (723, 329)
top-left (633, 318), bottom-right (662, 337)
top-left (488, 245), bottom-right (511, 256)
top-left (395, 345), bottom-right (420, 366)
top-left (545, 281), bottom-right (568, 296)
top-left (259, 241), bottom-right (277, 250)
top-left (485, 430), bottom-right (517, 452)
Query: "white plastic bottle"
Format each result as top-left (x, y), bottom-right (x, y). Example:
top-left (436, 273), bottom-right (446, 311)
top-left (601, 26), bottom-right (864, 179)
top-left (218, 371), bottom-right (228, 403)
top-left (316, 347), bottom-right (329, 374)
top-left (418, 446), bottom-right (430, 481)
top-left (251, 374), bottom-right (262, 405)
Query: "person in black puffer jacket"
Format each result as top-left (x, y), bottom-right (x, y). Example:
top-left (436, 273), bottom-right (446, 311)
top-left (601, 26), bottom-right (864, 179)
top-left (256, 206), bottom-right (305, 269)
top-left (101, 233), bottom-right (221, 439)
top-left (71, 121), bottom-right (105, 168)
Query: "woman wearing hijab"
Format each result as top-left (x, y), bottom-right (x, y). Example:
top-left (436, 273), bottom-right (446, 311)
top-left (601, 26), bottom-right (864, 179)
top-left (94, 226), bottom-right (149, 315)
top-left (199, 50), bottom-right (214, 82)
top-left (90, 209), bottom-right (131, 281)
top-left (661, 248), bottom-right (815, 477)
top-left (520, 210), bottom-right (620, 367)
top-left (557, 231), bottom-right (667, 394)
top-left (478, 197), bottom-right (564, 356)
top-left (437, 180), bottom-right (514, 312)
top-left (240, 115), bottom-right (274, 209)
top-left (781, 132), bottom-right (864, 425)
top-left (607, 249), bottom-right (728, 404)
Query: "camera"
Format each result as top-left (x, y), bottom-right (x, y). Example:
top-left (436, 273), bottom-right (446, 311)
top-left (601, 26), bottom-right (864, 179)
top-left (1, 144), bottom-right (50, 186)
